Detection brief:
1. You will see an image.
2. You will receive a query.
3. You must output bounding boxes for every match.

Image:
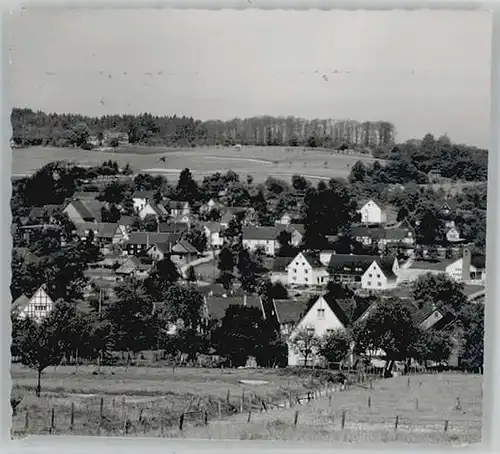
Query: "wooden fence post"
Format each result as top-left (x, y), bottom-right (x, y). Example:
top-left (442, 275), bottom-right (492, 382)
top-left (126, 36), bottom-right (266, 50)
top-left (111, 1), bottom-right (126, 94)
top-left (122, 396), bottom-right (126, 420)
top-left (179, 413), bottom-right (185, 431)
top-left (394, 416), bottom-right (399, 431)
top-left (415, 398), bottom-right (419, 410)
top-left (70, 402), bottom-right (75, 430)
top-left (329, 395), bottom-right (332, 407)
top-left (226, 390), bottom-right (230, 404)
top-left (204, 411), bottom-right (208, 426)
top-left (100, 397), bottom-right (104, 421)
top-left (407, 378), bottom-right (411, 389)
top-left (247, 411), bottom-right (252, 423)
top-left (368, 396), bottom-right (371, 408)
top-left (218, 401), bottom-right (222, 420)
top-left (49, 408), bottom-right (55, 434)
top-left (444, 420), bottom-right (449, 432)
top-left (24, 411), bottom-right (29, 432)
top-left (294, 410), bottom-right (299, 427)
top-left (341, 410), bottom-right (346, 430)
top-left (160, 416), bottom-right (164, 437)
top-left (369, 379), bottom-right (373, 390)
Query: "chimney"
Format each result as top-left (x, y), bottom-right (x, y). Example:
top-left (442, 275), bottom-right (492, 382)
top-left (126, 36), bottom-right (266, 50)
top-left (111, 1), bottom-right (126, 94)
top-left (462, 247), bottom-right (471, 282)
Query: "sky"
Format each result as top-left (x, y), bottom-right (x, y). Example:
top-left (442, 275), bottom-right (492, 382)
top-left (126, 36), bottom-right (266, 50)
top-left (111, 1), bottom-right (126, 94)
top-left (7, 8), bottom-right (493, 148)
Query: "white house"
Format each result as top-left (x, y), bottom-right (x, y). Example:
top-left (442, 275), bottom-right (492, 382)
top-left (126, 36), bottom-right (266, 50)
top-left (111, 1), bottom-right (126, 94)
top-left (203, 222), bottom-right (224, 249)
top-left (168, 201), bottom-right (191, 217)
top-left (287, 252), bottom-right (329, 287)
top-left (138, 201), bottom-right (168, 220)
top-left (242, 226), bottom-right (281, 256)
top-left (357, 199), bottom-right (387, 225)
top-left (361, 259), bottom-right (399, 291)
top-left (276, 212), bottom-right (293, 226)
top-left (12, 285), bottom-right (55, 321)
top-left (132, 190), bottom-right (156, 212)
top-left (287, 294), bottom-right (350, 367)
top-left (446, 224), bottom-right (463, 243)
top-left (445, 248), bottom-right (486, 284)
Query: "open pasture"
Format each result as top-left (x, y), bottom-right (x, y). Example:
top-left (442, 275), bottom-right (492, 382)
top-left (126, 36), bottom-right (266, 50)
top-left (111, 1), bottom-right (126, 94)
top-left (10, 363), bottom-right (327, 437)
top-left (11, 145), bottom-right (382, 183)
top-left (178, 373), bottom-right (483, 445)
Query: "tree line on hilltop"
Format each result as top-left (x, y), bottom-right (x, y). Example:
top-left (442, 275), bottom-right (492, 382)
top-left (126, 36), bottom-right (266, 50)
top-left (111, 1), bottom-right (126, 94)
top-left (11, 108), bottom-right (395, 149)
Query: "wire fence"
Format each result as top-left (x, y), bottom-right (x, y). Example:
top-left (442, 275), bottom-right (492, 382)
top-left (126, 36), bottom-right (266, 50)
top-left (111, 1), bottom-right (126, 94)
top-left (11, 370), bottom-right (483, 438)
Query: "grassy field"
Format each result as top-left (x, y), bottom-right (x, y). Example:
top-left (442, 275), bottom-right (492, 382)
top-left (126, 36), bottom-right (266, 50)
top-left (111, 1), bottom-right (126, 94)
top-left (176, 373), bottom-right (483, 445)
top-left (11, 145), bottom-right (382, 183)
top-left (10, 363), bottom-right (330, 438)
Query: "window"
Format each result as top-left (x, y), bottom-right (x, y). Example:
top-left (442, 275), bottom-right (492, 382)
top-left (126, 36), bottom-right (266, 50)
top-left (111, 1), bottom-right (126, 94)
top-left (378, 282), bottom-right (382, 287)
top-left (307, 328), bottom-right (315, 336)
top-left (377, 274), bottom-right (381, 278)
top-left (305, 269), bottom-right (309, 274)
top-left (305, 277), bottom-right (308, 282)
top-left (317, 309), bottom-right (325, 319)
top-left (292, 276), bottom-right (296, 281)
top-left (293, 268), bottom-right (297, 273)
top-left (369, 273), bottom-right (372, 278)
top-left (326, 329), bottom-right (334, 335)
top-left (367, 281), bottom-right (372, 286)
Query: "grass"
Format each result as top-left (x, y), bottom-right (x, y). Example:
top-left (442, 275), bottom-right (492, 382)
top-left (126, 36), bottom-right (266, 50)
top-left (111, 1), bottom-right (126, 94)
top-left (10, 363), bottom-right (329, 438)
top-left (11, 145), bottom-right (382, 183)
top-left (174, 372), bottom-right (483, 445)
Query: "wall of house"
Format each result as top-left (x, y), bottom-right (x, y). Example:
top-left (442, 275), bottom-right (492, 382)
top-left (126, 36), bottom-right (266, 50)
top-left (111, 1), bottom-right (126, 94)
top-left (361, 261), bottom-right (397, 290)
top-left (446, 258), bottom-right (485, 284)
top-left (139, 205), bottom-right (158, 220)
top-left (133, 198), bottom-right (147, 212)
top-left (242, 239), bottom-right (277, 256)
top-left (287, 254), bottom-right (312, 286)
top-left (359, 202), bottom-right (386, 224)
top-left (19, 288), bottom-right (54, 321)
top-left (287, 296), bottom-right (346, 367)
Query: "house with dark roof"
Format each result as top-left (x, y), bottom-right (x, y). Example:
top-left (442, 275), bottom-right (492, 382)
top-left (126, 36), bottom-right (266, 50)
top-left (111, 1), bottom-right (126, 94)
top-left (268, 256), bottom-right (294, 284)
top-left (125, 232), bottom-right (181, 256)
top-left (115, 256), bottom-right (151, 278)
top-left (357, 199), bottom-right (387, 225)
top-left (220, 207), bottom-right (256, 228)
top-left (169, 240), bottom-right (200, 267)
top-left (242, 226), bottom-right (282, 256)
top-left (203, 222), bottom-right (224, 249)
top-left (286, 293), bottom-right (351, 367)
top-left (159, 221), bottom-right (189, 235)
top-left (286, 251), bottom-right (329, 287)
top-left (351, 222), bottom-right (415, 249)
top-left (203, 294), bottom-right (265, 326)
top-left (328, 254), bottom-right (399, 290)
top-left (167, 201), bottom-right (191, 217)
top-left (117, 215), bottom-right (136, 233)
top-left (437, 198), bottom-right (459, 215)
top-left (272, 298), bottom-right (310, 337)
top-left (200, 198), bottom-right (224, 214)
top-left (132, 190), bottom-right (156, 212)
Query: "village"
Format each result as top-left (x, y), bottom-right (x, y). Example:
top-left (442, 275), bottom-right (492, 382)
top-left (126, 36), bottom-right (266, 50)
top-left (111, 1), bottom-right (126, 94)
top-left (10, 154), bottom-right (486, 372)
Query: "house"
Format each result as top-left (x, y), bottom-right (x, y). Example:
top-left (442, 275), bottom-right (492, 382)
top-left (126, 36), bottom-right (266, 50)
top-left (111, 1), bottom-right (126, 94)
top-left (96, 223), bottom-right (126, 245)
top-left (287, 293), bottom-right (351, 367)
top-left (12, 285), bottom-right (55, 321)
top-left (168, 201), bottom-right (191, 217)
top-left (170, 240), bottom-right (200, 267)
top-left (401, 259), bottom-right (455, 283)
top-left (125, 232), bottom-right (182, 256)
top-left (287, 252), bottom-right (329, 287)
top-left (357, 199), bottom-right (387, 225)
top-left (203, 222), bottom-right (224, 249)
top-left (268, 256), bottom-right (294, 284)
top-left (351, 221), bottom-right (415, 250)
top-left (360, 258), bottom-right (399, 291)
top-left (445, 247), bottom-right (486, 284)
top-left (445, 222), bottom-right (464, 244)
top-left (276, 212), bottom-right (293, 226)
top-left (146, 241), bottom-right (177, 261)
top-left (327, 254), bottom-right (399, 289)
top-left (170, 213), bottom-right (196, 226)
top-left (28, 205), bottom-right (60, 223)
top-left (220, 207), bottom-right (256, 228)
top-left (200, 199), bottom-right (224, 214)
top-left (287, 224), bottom-right (305, 247)
top-left (437, 198), bottom-right (459, 215)
top-left (203, 294), bottom-right (265, 327)
top-left (272, 298), bottom-right (310, 337)
top-left (118, 215), bottom-right (136, 233)
top-left (138, 200), bottom-right (169, 220)
top-left (242, 226), bottom-right (281, 256)
top-left (115, 256), bottom-right (152, 279)
top-left (132, 190), bottom-right (156, 212)
top-left (63, 199), bottom-right (103, 225)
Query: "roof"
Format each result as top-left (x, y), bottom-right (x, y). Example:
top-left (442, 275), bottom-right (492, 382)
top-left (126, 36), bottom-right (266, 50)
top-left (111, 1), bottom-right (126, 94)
top-left (159, 222), bottom-right (189, 234)
top-left (270, 256), bottom-right (294, 272)
top-left (118, 215), bottom-right (136, 226)
top-left (203, 222), bottom-right (223, 234)
top-left (68, 199), bottom-right (97, 221)
top-left (205, 295), bottom-right (263, 320)
top-left (437, 198), bottom-right (459, 210)
top-left (142, 200), bottom-right (168, 216)
top-left (351, 225), bottom-right (413, 241)
top-left (168, 200), bottom-right (189, 209)
top-left (409, 259), bottom-right (455, 272)
top-left (289, 223), bottom-right (305, 235)
top-left (97, 223), bottom-right (119, 238)
top-left (242, 226), bottom-right (281, 241)
top-left (12, 294), bottom-right (30, 313)
top-left (126, 232), bottom-right (181, 246)
top-left (273, 298), bottom-right (310, 324)
top-left (328, 254), bottom-right (395, 277)
top-left (116, 256), bottom-right (142, 274)
top-left (133, 190), bottom-right (155, 200)
top-left (321, 293), bottom-right (352, 327)
top-left (173, 240), bottom-right (199, 255)
top-left (301, 252), bottom-right (325, 269)
top-left (73, 192), bottom-right (100, 200)
top-left (358, 198), bottom-right (386, 210)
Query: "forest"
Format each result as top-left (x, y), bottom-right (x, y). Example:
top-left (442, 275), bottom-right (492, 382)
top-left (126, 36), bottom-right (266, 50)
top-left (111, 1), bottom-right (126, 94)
top-left (11, 108), bottom-right (395, 149)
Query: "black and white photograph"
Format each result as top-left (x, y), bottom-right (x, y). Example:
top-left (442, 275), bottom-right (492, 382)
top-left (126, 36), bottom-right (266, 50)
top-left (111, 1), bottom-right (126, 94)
top-left (7, 6), bottom-right (490, 445)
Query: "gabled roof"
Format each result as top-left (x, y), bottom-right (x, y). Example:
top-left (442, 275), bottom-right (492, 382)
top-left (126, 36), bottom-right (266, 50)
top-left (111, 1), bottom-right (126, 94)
top-left (133, 190), bottom-right (156, 200)
top-left (273, 298), bottom-right (309, 325)
top-left (301, 252), bottom-right (325, 269)
top-left (203, 222), bottom-right (223, 234)
top-left (321, 293), bottom-right (352, 327)
top-left (118, 215), bottom-right (136, 226)
top-left (328, 254), bottom-right (395, 276)
top-left (205, 295), bottom-right (263, 320)
top-left (289, 223), bottom-right (305, 235)
top-left (409, 259), bottom-right (454, 272)
top-left (126, 232), bottom-right (181, 246)
top-left (12, 294), bottom-right (30, 313)
top-left (115, 256), bottom-right (142, 274)
top-left (172, 240), bottom-right (199, 255)
top-left (270, 256), bottom-right (294, 272)
top-left (358, 198), bottom-right (386, 210)
top-left (97, 223), bottom-right (119, 238)
top-left (437, 198), bottom-right (459, 210)
top-left (68, 199), bottom-right (97, 221)
top-left (141, 200), bottom-right (168, 216)
top-left (242, 226), bottom-right (281, 241)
